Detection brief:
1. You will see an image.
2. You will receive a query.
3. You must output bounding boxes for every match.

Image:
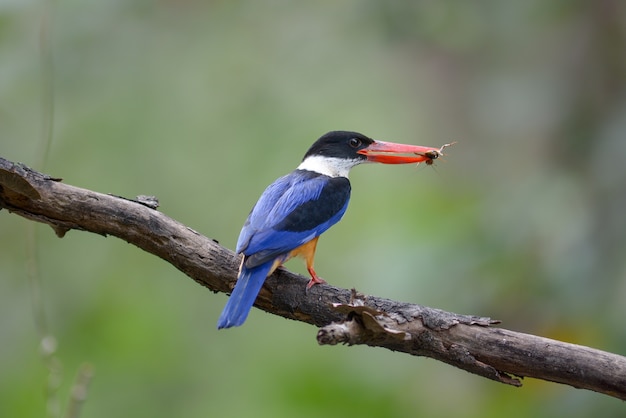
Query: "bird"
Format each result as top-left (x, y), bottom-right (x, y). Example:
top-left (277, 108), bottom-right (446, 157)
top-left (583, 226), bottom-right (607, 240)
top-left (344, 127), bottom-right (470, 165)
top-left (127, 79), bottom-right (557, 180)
top-left (217, 131), bottom-right (442, 329)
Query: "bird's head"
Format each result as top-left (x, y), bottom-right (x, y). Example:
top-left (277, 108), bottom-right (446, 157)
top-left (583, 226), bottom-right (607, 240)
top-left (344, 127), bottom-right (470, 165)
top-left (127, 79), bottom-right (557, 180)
top-left (299, 131), bottom-right (444, 177)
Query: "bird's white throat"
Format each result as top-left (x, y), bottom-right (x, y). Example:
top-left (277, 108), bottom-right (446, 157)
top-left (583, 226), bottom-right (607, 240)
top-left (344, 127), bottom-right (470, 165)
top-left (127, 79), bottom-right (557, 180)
top-left (297, 155), bottom-right (362, 178)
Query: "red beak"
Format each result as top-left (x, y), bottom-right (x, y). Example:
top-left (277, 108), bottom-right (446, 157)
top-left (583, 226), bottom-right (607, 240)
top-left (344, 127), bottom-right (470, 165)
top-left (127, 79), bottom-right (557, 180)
top-left (357, 140), bottom-right (444, 164)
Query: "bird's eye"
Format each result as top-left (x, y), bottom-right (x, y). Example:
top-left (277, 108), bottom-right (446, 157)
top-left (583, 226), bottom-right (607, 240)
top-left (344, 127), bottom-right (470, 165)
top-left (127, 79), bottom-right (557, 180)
top-left (349, 138), bottom-right (362, 148)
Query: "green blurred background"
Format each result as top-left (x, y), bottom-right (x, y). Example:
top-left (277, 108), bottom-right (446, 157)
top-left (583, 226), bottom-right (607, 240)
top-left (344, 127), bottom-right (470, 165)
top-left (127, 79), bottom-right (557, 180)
top-left (1, 1), bottom-right (625, 417)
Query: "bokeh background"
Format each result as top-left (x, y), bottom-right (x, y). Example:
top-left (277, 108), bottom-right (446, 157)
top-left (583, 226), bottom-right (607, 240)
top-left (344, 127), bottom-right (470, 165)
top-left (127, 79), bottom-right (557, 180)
top-left (1, 1), bottom-right (625, 417)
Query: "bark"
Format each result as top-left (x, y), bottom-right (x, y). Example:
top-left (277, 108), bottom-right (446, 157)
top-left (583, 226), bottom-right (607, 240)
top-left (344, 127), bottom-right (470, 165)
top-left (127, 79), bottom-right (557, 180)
top-left (1, 156), bottom-right (625, 400)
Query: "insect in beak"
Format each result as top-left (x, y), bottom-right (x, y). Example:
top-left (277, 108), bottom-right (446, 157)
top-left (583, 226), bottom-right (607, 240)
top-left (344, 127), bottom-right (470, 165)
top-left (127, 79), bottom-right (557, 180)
top-left (417, 142), bottom-right (456, 165)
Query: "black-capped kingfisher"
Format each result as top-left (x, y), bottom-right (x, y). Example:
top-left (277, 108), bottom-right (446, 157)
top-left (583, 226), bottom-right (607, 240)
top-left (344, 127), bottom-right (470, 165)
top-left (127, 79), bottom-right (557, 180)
top-left (217, 131), bottom-right (443, 329)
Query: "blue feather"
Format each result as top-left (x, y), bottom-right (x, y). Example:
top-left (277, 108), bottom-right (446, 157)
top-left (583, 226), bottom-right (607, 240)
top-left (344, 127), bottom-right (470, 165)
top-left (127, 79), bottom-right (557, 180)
top-left (236, 170), bottom-right (321, 253)
top-left (218, 169), bottom-right (351, 328)
top-left (216, 260), bottom-right (275, 329)
top-left (239, 170), bottom-right (350, 262)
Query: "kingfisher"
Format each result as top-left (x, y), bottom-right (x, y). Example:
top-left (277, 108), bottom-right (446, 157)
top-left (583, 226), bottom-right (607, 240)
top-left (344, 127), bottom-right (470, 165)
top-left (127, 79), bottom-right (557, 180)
top-left (217, 131), bottom-right (444, 329)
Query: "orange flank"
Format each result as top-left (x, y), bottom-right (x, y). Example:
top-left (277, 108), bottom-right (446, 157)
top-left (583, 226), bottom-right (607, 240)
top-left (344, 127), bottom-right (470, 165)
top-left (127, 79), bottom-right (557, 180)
top-left (271, 236), bottom-right (326, 289)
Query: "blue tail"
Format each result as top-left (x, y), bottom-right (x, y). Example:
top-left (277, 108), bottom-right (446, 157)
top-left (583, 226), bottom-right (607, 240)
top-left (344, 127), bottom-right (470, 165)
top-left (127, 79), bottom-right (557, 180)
top-left (217, 260), bottom-right (274, 329)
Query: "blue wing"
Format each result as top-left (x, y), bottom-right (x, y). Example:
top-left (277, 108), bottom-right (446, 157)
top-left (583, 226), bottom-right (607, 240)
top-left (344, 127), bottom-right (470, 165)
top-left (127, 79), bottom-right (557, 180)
top-left (236, 169), bottom-right (351, 268)
top-left (218, 169), bottom-right (351, 329)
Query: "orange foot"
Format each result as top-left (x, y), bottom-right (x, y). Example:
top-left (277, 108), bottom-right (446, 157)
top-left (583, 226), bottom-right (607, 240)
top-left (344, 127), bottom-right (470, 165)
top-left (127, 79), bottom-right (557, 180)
top-left (306, 266), bottom-right (327, 289)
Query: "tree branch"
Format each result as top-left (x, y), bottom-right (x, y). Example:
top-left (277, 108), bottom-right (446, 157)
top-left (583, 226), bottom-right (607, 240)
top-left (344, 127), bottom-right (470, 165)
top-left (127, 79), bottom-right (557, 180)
top-left (1, 156), bottom-right (625, 400)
